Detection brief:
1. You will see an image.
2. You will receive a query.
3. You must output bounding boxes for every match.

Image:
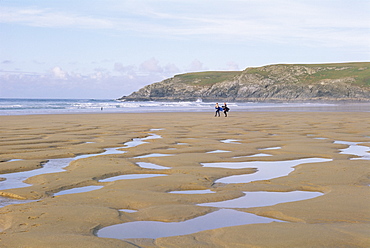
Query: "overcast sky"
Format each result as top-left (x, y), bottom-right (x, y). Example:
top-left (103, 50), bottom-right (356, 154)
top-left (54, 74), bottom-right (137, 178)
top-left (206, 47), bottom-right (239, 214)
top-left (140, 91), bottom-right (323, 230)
top-left (1, 0), bottom-right (369, 99)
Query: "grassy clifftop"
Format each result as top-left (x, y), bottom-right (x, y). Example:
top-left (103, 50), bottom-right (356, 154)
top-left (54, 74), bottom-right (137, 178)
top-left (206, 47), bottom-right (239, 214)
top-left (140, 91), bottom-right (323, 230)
top-left (244, 62), bottom-right (370, 87)
top-left (119, 62), bottom-right (370, 102)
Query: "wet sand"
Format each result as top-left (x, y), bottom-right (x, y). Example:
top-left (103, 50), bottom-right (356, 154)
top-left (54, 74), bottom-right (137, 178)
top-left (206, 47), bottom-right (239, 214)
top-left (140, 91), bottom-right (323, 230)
top-left (0, 112), bottom-right (369, 247)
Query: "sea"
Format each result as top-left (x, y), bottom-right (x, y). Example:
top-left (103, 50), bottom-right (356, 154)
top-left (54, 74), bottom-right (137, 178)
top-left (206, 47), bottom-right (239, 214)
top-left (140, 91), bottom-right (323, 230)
top-left (0, 98), bottom-right (369, 115)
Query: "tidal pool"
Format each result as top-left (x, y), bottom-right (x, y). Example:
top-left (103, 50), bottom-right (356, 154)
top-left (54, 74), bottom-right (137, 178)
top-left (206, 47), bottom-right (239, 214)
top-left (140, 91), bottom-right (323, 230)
top-left (54, 185), bottom-right (103, 196)
top-left (203, 158), bottom-right (332, 184)
top-left (206, 150), bottom-right (231, 153)
top-left (123, 133), bottom-right (161, 148)
top-left (335, 140), bottom-right (370, 160)
top-left (120, 209), bottom-right (138, 213)
top-left (0, 146), bottom-right (128, 191)
top-left (258, 147), bottom-right (281, 150)
top-left (198, 191), bottom-right (323, 208)
top-left (97, 208), bottom-right (283, 240)
top-left (0, 196), bottom-right (36, 208)
top-left (136, 162), bottom-right (171, 170)
top-left (99, 174), bottom-right (167, 182)
top-left (134, 153), bottom-right (174, 159)
top-left (0, 132), bottom-right (162, 191)
top-left (221, 139), bottom-right (241, 144)
top-left (169, 189), bottom-right (215, 194)
top-left (233, 153), bottom-right (272, 158)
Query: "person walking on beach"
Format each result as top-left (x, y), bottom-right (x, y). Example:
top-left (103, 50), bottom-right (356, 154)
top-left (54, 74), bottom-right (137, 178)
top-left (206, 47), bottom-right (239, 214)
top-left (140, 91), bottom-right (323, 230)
top-left (222, 103), bottom-right (229, 117)
top-left (215, 103), bottom-right (221, 117)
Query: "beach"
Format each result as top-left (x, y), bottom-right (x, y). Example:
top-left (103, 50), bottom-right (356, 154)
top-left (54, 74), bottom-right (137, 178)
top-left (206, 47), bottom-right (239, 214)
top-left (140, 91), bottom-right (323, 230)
top-left (0, 112), bottom-right (369, 247)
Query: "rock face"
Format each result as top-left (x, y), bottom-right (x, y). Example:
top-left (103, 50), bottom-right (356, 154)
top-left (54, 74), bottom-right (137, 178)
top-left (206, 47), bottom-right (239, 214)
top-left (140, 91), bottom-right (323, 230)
top-left (118, 62), bottom-right (370, 102)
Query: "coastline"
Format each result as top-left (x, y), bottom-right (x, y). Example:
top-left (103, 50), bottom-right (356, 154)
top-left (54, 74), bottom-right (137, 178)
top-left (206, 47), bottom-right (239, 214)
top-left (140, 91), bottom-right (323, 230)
top-left (1, 98), bottom-right (369, 116)
top-left (0, 112), bottom-right (369, 247)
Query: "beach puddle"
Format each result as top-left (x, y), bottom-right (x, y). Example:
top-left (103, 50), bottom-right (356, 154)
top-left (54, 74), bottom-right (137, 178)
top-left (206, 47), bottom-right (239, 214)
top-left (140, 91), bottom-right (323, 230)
top-left (97, 208), bottom-right (282, 240)
top-left (206, 150), bottom-right (231, 153)
top-left (0, 132), bottom-right (162, 200)
top-left (0, 158), bottom-right (75, 190)
top-left (221, 139), bottom-right (241, 144)
top-left (335, 141), bottom-right (370, 160)
top-left (169, 189), bottom-right (215, 194)
top-left (233, 153), bottom-right (272, 159)
top-left (136, 162), bottom-right (171, 170)
top-left (198, 191), bottom-right (323, 208)
top-left (258, 147), bottom-right (281, 150)
top-left (0, 196), bottom-right (36, 208)
top-left (0, 146), bottom-right (128, 191)
top-left (122, 133), bottom-right (161, 148)
top-left (54, 185), bottom-right (103, 196)
top-left (4, 159), bottom-right (23, 162)
top-left (203, 158), bottom-right (332, 184)
top-left (134, 153), bottom-right (173, 159)
top-left (120, 209), bottom-right (138, 213)
top-left (99, 174), bottom-right (167, 182)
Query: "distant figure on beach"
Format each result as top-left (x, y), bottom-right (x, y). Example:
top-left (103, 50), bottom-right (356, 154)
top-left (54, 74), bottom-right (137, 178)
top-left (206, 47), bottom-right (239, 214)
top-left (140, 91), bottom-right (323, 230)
top-left (215, 103), bottom-right (222, 117)
top-left (222, 103), bottom-right (229, 117)
top-left (101, 107), bottom-right (103, 111)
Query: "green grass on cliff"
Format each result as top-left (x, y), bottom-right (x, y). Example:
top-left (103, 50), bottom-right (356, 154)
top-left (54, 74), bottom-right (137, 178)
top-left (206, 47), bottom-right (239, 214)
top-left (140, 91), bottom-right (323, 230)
top-left (303, 63), bottom-right (370, 87)
top-left (174, 71), bottom-right (240, 86)
top-left (172, 62), bottom-right (370, 88)
top-left (247, 62), bottom-right (370, 87)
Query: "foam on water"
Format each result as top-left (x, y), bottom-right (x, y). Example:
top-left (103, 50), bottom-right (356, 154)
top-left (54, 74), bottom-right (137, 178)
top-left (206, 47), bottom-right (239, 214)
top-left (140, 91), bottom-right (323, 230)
top-left (1, 98), bottom-right (351, 115)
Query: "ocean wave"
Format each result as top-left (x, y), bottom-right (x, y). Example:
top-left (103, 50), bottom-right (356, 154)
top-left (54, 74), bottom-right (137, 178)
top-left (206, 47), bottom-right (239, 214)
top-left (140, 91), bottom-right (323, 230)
top-left (0, 98), bottom-right (347, 115)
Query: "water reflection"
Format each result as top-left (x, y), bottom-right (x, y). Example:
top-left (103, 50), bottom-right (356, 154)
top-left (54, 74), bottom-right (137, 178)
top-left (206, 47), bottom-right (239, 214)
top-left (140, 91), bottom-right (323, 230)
top-left (97, 209), bottom-right (283, 240)
top-left (54, 185), bottom-right (103, 196)
top-left (198, 191), bottom-right (323, 208)
top-left (221, 139), bottom-right (241, 144)
top-left (335, 141), bottom-right (370, 160)
top-left (99, 174), bottom-right (167, 182)
top-left (134, 153), bottom-right (174, 159)
top-left (206, 150), bottom-right (231, 153)
top-left (136, 162), bottom-right (171, 170)
top-left (203, 158), bottom-right (332, 184)
top-left (169, 189), bottom-right (215, 194)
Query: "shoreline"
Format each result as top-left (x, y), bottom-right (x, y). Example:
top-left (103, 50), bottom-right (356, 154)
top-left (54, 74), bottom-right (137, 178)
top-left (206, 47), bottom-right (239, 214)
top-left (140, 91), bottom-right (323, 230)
top-left (1, 100), bottom-right (369, 116)
top-left (0, 112), bottom-right (369, 247)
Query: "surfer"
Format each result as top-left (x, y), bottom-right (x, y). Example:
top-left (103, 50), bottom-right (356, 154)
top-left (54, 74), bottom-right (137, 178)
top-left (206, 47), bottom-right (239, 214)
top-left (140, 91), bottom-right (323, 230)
top-left (222, 103), bottom-right (229, 117)
top-left (215, 103), bottom-right (221, 117)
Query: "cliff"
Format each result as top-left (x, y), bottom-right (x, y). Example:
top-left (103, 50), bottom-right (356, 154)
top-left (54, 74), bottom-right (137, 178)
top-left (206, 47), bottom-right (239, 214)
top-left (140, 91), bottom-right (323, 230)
top-left (118, 62), bottom-right (370, 102)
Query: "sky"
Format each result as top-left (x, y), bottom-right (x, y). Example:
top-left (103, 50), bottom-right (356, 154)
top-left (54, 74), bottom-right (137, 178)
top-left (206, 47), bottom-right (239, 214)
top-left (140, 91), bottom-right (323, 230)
top-left (0, 0), bottom-right (369, 99)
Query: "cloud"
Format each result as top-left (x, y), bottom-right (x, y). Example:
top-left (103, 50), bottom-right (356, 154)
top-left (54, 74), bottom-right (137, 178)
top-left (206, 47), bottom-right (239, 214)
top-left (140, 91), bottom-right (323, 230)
top-left (1, 60), bottom-right (12, 64)
top-left (164, 63), bottom-right (180, 74)
top-left (51, 67), bottom-right (68, 79)
top-left (0, 6), bottom-right (113, 29)
top-left (139, 57), bottom-right (163, 74)
top-left (1, 1), bottom-right (369, 48)
top-left (187, 59), bottom-right (207, 72)
top-left (225, 61), bottom-right (239, 71)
